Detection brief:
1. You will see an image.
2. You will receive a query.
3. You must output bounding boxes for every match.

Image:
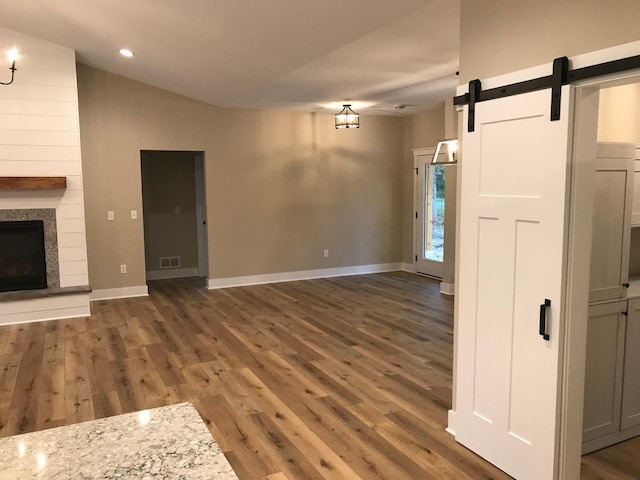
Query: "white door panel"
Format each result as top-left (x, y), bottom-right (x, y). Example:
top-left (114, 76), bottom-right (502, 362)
top-left (455, 87), bottom-right (572, 480)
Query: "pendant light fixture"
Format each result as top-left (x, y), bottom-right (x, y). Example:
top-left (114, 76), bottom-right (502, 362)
top-left (335, 104), bottom-right (360, 129)
top-left (1, 48), bottom-right (18, 86)
top-left (432, 139), bottom-right (458, 165)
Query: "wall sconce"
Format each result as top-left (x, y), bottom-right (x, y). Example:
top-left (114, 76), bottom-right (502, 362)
top-left (432, 139), bottom-right (458, 165)
top-left (335, 104), bottom-right (360, 129)
top-left (1, 48), bottom-right (18, 86)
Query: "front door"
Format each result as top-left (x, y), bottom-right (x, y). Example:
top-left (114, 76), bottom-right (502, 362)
top-left (415, 148), bottom-right (445, 278)
top-left (453, 86), bottom-right (572, 480)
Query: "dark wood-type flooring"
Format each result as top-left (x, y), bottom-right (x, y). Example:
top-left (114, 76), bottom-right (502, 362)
top-left (0, 272), bottom-right (637, 479)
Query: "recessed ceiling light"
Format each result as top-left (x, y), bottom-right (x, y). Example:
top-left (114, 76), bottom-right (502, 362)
top-left (119, 49), bottom-right (134, 58)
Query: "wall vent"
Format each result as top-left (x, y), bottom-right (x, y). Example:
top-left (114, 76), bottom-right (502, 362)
top-left (159, 256), bottom-right (181, 269)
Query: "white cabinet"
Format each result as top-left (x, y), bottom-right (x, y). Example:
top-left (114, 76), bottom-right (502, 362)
top-left (631, 148), bottom-right (640, 226)
top-left (582, 300), bottom-right (626, 454)
top-left (621, 298), bottom-right (640, 437)
top-left (583, 142), bottom-right (639, 455)
top-left (589, 143), bottom-right (634, 302)
top-left (583, 296), bottom-right (640, 454)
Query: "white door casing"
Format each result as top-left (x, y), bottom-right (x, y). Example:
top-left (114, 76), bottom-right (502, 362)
top-left (454, 87), bottom-right (572, 480)
top-left (194, 153), bottom-right (209, 279)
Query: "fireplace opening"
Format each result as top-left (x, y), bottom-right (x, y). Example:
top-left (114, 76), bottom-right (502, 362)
top-left (0, 220), bottom-right (48, 293)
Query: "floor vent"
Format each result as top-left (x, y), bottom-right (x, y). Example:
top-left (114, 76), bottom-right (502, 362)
top-left (159, 256), bottom-right (181, 269)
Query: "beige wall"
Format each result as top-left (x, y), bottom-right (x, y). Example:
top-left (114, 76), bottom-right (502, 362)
top-left (77, 64), bottom-right (405, 290)
top-left (460, 0), bottom-right (640, 82)
top-left (598, 83), bottom-right (640, 145)
top-left (140, 151), bottom-right (199, 273)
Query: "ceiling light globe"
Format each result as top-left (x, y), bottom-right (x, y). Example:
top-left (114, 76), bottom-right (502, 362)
top-left (7, 48), bottom-right (18, 63)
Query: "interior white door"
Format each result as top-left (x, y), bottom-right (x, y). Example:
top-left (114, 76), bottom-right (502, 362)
top-left (415, 149), bottom-right (446, 278)
top-left (454, 87), bottom-right (572, 480)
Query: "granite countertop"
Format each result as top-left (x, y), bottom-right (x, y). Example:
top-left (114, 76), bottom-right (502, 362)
top-left (0, 402), bottom-right (239, 479)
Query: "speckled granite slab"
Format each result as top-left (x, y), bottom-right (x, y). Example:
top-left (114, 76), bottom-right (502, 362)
top-left (0, 402), bottom-right (239, 479)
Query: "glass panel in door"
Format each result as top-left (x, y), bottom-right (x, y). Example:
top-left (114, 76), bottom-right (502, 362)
top-left (424, 164), bottom-right (445, 262)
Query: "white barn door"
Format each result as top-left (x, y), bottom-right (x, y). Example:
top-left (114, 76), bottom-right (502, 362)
top-left (455, 86), bottom-right (572, 480)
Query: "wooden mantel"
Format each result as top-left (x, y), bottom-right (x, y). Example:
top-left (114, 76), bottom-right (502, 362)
top-left (0, 177), bottom-right (67, 190)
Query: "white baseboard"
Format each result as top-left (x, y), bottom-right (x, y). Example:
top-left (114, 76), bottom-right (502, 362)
top-left (620, 423), bottom-right (640, 442)
top-left (0, 293), bottom-right (90, 326)
top-left (582, 431), bottom-right (621, 455)
top-left (146, 267), bottom-right (199, 281)
top-left (208, 263), bottom-right (403, 290)
top-left (440, 282), bottom-right (455, 295)
top-left (582, 423), bottom-right (640, 455)
top-left (90, 285), bottom-right (149, 301)
top-left (401, 262), bottom-right (415, 273)
top-left (446, 409), bottom-right (457, 437)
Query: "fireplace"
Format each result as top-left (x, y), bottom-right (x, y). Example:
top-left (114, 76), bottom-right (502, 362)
top-left (0, 220), bottom-right (48, 293)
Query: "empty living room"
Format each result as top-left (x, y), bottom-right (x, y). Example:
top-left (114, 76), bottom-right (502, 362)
top-left (1, 1), bottom-right (640, 479)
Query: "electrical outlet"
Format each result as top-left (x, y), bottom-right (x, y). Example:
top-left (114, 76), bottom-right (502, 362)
top-left (130, 210), bottom-right (137, 220)
top-left (174, 206), bottom-right (180, 214)
top-left (120, 264), bottom-right (127, 274)
top-left (107, 211), bottom-right (115, 221)
top-left (323, 249), bottom-right (329, 258)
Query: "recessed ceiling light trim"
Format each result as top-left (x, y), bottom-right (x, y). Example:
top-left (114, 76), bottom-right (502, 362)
top-left (119, 48), bottom-right (134, 58)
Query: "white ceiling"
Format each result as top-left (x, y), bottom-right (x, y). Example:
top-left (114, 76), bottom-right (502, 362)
top-left (0, 0), bottom-right (460, 115)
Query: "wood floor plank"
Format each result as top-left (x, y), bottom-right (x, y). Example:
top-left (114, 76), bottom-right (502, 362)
top-left (0, 353), bottom-right (21, 401)
top-left (63, 337), bottom-right (94, 425)
top-left (230, 366), bottom-right (305, 431)
top-left (0, 272), bottom-right (636, 479)
top-left (263, 473), bottom-right (290, 480)
top-left (36, 363), bottom-right (65, 428)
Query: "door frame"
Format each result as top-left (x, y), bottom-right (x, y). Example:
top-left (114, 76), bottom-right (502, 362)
top-left (560, 69), bottom-right (640, 478)
top-left (194, 152), bottom-right (209, 279)
top-left (450, 40), bottom-right (640, 479)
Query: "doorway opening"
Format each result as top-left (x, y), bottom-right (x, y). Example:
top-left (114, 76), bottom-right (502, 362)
top-left (574, 78), bottom-right (640, 477)
top-left (140, 150), bottom-right (209, 283)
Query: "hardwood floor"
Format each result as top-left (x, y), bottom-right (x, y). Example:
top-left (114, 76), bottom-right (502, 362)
top-left (0, 272), bottom-right (637, 479)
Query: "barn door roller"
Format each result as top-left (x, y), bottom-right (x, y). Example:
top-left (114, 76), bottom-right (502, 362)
top-left (457, 52), bottom-right (640, 132)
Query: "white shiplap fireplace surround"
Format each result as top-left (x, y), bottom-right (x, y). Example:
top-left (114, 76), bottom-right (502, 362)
top-left (0, 27), bottom-right (90, 324)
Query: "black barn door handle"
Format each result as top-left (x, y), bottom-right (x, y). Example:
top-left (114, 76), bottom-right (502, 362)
top-left (539, 299), bottom-right (551, 341)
